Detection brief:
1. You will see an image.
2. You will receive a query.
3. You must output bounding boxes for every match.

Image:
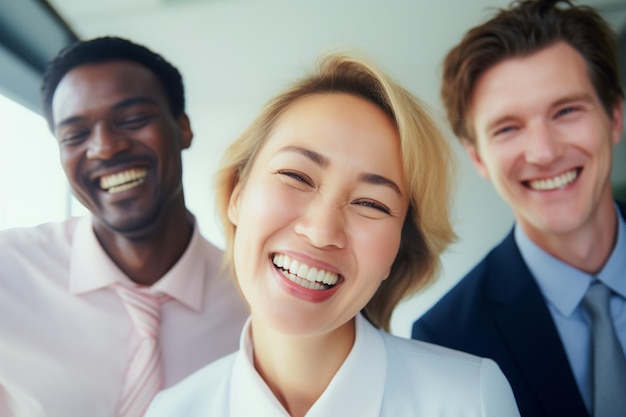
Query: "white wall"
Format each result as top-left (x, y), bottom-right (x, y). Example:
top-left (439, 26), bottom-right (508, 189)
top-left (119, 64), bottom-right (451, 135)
top-left (6, 0), bottom-right (626, 337)
top-left (0, 94), bottom-right (68, 230)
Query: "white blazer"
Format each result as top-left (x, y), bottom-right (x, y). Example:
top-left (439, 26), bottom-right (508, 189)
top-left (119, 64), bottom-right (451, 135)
top-left (146, 314), bottom-right (520, 417)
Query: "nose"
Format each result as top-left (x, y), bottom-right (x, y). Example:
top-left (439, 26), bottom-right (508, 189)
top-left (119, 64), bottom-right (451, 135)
top-left (524, 122), bottom-right (563, 165)
top-left (85, 123), bottom-right (130, 160)
top-left (294, 197), bottom-right (347, 249)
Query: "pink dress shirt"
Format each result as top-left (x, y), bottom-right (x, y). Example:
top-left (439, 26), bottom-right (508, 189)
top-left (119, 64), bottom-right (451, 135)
top-left (0, 215), bottom-right (249, 417)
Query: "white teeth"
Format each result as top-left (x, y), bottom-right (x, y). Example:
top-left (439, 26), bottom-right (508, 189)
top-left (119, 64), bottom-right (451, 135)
top-left (100, 169), bottom-right (147, 193)
top-left (282, 255), bottom-right (292, 271)
top-left (274, 254), bottom-right (284, 268)
top-left (297, 263), bottom-right (308, 277)
top-left (108, 181), bottom-right (144, 194)
top-left (306, 268), bottom-right (318, 282)
top-left (289, 260), bottom-right (299, 275)
top-left (528, 169), bottom-right (578, 191)
top-left (272, 253), bottom-right (339, 289)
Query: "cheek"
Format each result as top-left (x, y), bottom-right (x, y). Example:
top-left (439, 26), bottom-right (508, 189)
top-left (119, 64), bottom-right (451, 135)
top-left (591, 124), bottom-right (615, 155)
top-left (241, 179), bottom-right (303, 229)
top-left (233, 180), bottom-right (300, 266)
top-left (351, 220), bottom-right (402, 278)
top-left (483, 145), bottom-right (517, 178)
top-left (59, 149), bottom-right (80, 181)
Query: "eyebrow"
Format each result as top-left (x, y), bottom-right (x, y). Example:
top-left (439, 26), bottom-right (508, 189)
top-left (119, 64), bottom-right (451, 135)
top-left (278, 146), bottom-right (329, 167)
top-left (484, 92), bottom-right (595, 132)
top-left (55, 96), bottom-right (159, 130)
top-left (551, 92), bottom-right (594, 109)
top-left (359, 173), bottom-right (403, 197)
top-left (278, 145), bottom-right (403, 197)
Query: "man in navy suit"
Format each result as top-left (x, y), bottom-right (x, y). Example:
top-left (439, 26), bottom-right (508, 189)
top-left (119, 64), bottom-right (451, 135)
top-left (411, 1), bottom-right (625, 416)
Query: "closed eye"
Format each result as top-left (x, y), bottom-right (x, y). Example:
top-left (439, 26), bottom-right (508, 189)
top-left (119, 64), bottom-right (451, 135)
top-left (555, 106), bottom-right (578, 118)
top-left (118, 115), bottom-right (155, 130)
top-left (353, 199), bottom-right (391, 215)
top-left (278, 170), bottom-right (314, 187)
top-left (60, 129), bottom-right (90, 144)
top-left (493, 125), bottom-right (517, 137)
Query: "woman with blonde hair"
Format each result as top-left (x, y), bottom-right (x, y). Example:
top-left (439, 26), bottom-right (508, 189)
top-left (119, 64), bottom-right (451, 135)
top-left (145, 52), bottom-right (520, 416)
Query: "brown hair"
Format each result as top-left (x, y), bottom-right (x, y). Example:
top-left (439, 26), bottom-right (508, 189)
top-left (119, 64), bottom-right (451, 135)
top-left (215, 53), bottom-right (457, 331)
top-left (441, 0), bottom-right (624, 145)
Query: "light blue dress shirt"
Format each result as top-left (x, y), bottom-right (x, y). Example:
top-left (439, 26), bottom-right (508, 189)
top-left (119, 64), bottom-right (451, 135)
top-left (515, 205), bottom-right (626, 412)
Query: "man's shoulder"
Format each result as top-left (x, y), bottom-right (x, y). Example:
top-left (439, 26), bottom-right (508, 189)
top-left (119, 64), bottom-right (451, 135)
top-left (423, 244), bottom-right (504, 311)
top-left (411, 235), bottom-right (519, 339)
top-left (0, 218), bottom-right (86, 305)
top-left (415, 258), bottom-right (491, 324)
top-left (0, 217), bottom-right (82, 250)
top-left (428, 230), bottom-right (521, 306)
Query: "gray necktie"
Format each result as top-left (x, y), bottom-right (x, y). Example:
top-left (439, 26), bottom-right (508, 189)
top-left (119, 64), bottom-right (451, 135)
top-left (582, 282), bottom-right (626, 417)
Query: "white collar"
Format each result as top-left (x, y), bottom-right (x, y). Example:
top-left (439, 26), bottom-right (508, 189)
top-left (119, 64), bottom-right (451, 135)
top-left (230, 313), bottom-right (386, 417)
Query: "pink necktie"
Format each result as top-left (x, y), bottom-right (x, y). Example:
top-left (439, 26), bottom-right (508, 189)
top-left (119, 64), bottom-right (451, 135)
top-left (114, 284), bottom-right (169, 417)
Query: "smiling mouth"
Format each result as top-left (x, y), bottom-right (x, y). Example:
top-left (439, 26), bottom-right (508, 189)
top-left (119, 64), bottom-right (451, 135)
top-left (525, 168), bottom-right (580, 191)
top-left (99, 168), bottom-right (147, 194)
top-left (272, 253), bottom-right (340, 290)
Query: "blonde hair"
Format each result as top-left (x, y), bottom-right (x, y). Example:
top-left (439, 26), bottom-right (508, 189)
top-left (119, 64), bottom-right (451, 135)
top-left (216, 53), bottom-right (456, 331)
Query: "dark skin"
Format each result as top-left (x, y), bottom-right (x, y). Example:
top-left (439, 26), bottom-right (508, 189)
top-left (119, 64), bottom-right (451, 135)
top-left (51, 60), bottom-right (194, 285)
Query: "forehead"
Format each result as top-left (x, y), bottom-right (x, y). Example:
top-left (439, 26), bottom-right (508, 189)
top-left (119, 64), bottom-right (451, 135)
top-left (51, 60), bottom-right (166, 124)
top-left (469, 42), bottom-right (594, 127)
top-left (254, 92), bottom-right (404, 180)
top-left (261, 93), bottom-right (399, 154)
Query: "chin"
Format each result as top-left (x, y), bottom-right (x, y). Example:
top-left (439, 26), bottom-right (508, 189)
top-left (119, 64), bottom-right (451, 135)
top-left (103, 211), bottom-right (161, 236)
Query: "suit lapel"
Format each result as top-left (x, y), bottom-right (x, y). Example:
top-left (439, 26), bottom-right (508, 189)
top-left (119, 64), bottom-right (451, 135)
top-left (487, 232), bottom-right (589, 417)
top-left (618, 200), bottom-right (626, 221)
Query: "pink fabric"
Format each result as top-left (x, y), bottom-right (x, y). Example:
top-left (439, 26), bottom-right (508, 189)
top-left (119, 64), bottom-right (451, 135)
top-left (0, 216), bottom-right (250, 417)
top-left (114, 284), bottom-right (170, 417)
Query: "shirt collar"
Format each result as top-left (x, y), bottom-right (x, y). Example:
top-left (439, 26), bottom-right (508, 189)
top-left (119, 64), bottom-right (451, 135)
top-left (230, 314), bottom-right (386, 417)
top-left (515, 203), bottom-right (626, 316)
top-left (68, 214), bottom-right (206, 312)
top-left (597, 206), bottom-right (626, 298)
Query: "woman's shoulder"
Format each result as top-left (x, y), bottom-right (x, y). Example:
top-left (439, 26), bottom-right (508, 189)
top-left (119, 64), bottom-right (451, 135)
top-left (379, 331), bottom-right (520, 416)
top-left (145, 352), bottom-right (237, 417)
top-left (381, 330), bottom-right (506, 382)
top-left (382, 330), bottom-right (486, 367)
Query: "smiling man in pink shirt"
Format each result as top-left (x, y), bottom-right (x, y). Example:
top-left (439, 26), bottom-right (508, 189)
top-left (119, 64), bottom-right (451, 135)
top-left (0, 37), bottom-right (248, 417)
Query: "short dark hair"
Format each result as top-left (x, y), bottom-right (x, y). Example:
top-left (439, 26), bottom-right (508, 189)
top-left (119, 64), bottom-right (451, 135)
top-left (41, 36), bottom-right (185, 131)
top-left (442, 0), bottom-right (624, 144)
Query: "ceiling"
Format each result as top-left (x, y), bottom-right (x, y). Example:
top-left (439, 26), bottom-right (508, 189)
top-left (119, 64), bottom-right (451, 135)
top-left (44, 0), bottom-right (626, 122)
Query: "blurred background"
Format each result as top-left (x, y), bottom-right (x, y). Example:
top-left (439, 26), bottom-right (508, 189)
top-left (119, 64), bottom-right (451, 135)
top-left (1, 0), bottom-right (625, 336)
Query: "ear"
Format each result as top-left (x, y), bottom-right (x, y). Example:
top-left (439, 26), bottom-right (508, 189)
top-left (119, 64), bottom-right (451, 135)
top-left (463, 139), bottom-right (490, 180)
top-left (177, 113), bottom-right (194, 149)
top-left (610, 100), bottom-right (624, 146)
top-left (227, 181), bottom-right (243, 226)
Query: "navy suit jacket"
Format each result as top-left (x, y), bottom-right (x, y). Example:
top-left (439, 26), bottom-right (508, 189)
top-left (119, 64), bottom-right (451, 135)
top-left (412, 202), bottom-right (625, 417)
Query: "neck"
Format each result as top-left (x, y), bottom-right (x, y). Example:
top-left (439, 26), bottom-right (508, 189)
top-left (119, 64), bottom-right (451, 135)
top-left (93, 202), bottom-right (193, 286)
top-left (250, 316), bottom-right (355, 417)
top-left (522, 199), bottom-right (619, 275)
